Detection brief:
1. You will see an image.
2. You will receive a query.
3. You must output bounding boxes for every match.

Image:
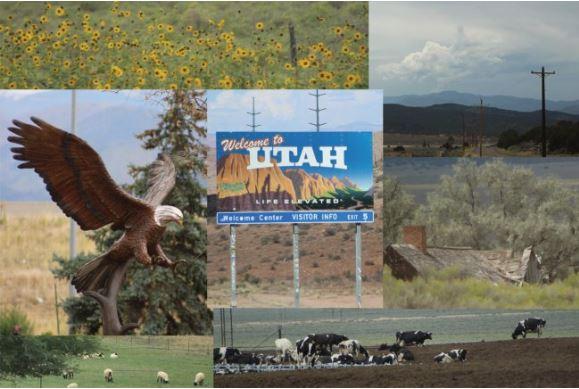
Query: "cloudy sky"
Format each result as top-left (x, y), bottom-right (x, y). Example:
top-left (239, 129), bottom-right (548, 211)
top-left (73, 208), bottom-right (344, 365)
top-left (207, 90), bottom-right (383, 133)
top-left (370, 2), bottom-right (579, 100)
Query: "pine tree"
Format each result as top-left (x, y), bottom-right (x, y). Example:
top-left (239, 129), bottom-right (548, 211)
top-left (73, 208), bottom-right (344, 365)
top-left (53, 90), bottom-right (211, 335)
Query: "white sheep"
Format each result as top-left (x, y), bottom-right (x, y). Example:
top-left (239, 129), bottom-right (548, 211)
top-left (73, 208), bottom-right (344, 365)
top-left (66, 383), bottom-right (78, 388)
top-left (109, 352), bottom-right (118, 359)
top-left (194, 372), bottom-right (205, 386)
top-left (103, 368), bottom-right (113, 382)
top-left (157, 371), bottom-right (169, 384)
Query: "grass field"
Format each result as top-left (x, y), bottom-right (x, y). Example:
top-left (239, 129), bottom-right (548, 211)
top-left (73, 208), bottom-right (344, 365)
top-left (0, 1), bottom-right (368, 89)
top-left (0, 202), bottom-right (95, 335)
top-left (383, 268), bottom-right (579, 309)
top-left (0, 336), bottom-right (213, 388)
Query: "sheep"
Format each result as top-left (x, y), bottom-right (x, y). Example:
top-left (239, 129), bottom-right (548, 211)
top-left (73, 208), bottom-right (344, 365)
top-left (109, 352), bottom-right (119, 359)
top-left (62, 369), bottom-right (74, 379)
top-left (194, 372), bottom-right (205, 386)
top-left (274, 338), bottom-right (298, 363)
top-left (103, 368), bottom-right (113, 383)
top-left (157, 371), bottom-right (169, 384)
top-left (66, 383), bottom-right (78, 388)
top-left (81, 354), bottom-right (90, 360)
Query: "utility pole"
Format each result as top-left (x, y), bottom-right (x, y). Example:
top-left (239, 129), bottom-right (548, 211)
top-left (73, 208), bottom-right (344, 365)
top-left (531, 66), bottom-right (556, 157)
top-left (479, 97), bottom-right (484, 157)
top-left (308, 89), bottom-right (326, 131)
top-left (68, 90), bottom-right (77, 333)
top-left (246, 97), bottom-right (261, 132)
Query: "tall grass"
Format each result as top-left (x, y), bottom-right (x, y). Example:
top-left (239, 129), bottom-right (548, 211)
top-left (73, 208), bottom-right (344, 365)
top-left (383, 267), bottom-right (579, 309)
top-left (0, 202), bottom-right (95, 334)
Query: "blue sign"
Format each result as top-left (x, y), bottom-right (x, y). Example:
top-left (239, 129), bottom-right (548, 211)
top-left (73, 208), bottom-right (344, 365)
top-left (216, 131), bottom-right (374, 214)
top-left (216, 210), bottom-right (375, 225)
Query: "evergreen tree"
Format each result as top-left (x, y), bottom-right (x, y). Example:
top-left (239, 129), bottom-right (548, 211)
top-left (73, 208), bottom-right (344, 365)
top-left (53, 90), bottom-right (211, 335)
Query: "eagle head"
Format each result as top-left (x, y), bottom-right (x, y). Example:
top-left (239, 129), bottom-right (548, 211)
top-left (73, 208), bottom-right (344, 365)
top-left (154, 205), bottom-right (183, 226)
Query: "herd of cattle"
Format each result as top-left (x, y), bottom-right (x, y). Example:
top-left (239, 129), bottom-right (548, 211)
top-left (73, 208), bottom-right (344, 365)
top-left (213, 317), bottom-right (547, 373)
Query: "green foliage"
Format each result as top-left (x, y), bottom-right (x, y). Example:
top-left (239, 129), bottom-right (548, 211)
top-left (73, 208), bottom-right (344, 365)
top-left (497, 128), bottom-right (520, 149)
top-left (383, 268), bottom-right (579, 309)
top-left (53, 90), bottom-right (211, 335)
top-left (518, 121), bottom-right (579, 153)
top-left (0, 336), bottom-right (99, 380)
top-left (383, 175), bottom-right (416, 246)
top-left (0, 308), bottom-right (33, 336)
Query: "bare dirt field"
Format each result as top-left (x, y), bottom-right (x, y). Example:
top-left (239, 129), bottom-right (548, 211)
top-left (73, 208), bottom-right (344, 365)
top-left (215, 337), bottom-right (579, 387)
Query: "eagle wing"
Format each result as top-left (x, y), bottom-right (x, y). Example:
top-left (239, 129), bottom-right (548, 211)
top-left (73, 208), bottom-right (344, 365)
top-left (142, 153), bottom-right (176, 207)
top-left (7, 117), bottom-right (152, 231)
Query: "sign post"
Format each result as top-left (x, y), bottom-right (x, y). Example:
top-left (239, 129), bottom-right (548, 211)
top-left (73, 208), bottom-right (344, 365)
top-left (229, 224), bottom-right (237, 307)
top-left (216, 131), bottom-right (374, 307)
top-left (293, 224), bottom-right (300, 307)
top-left (355, 223), bottom-right (362, 308)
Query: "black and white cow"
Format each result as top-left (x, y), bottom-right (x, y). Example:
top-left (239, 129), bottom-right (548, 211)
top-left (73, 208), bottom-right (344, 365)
top-left (296, 336), bottom-right (318, 366)
top-left (397, 348), bottom-right (415, 362)
top-left (512, 318), bottom-right (547, 339)
top-left (213, 347), bottom-right (241, 364)
top-left (369, 353), bottom-right (398, 366)
top-left (309, 333), bottom-right (349, 354)
top-left (448, 349), bottom-right (467, 362)
top-left (338, 340), bottom-right (369, 360)
top-left (396, 331), bottom-right (432, 346)
top-left (433, 352), bottom-right (453, 364)
top-left (227, 352), bottom-right (261, 365)
top-left (336, 353), bottom-right (356, 365)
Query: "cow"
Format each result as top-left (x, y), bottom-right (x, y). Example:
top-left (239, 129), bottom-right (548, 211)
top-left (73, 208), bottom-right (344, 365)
top-left (396, 331), bottom-right (432, 346)
top-left (62, 369), bottom-right (74, 379)
top-left (434, 352), bottom-right (453, 364)
top-left (369, 353), bottom-right (398, 365)
top-left (397, 348), bottom-right (415, 362)
top-left (338, 340), bottom-right (369, 360)
top-left (213, 347), bottom-right (241, 364)
top-left (512, 318), bottom-right (547, 339)
top-left (336, 353), bottom-right (356, 365)
top-left (308, 333), bottom-right (348, 354)
top-left (274, 338), bottom-right (298, 363)
top-left (228, 352), bottom-right (261, 365)
top-left (448, 349), bottom-right (467, 362)
top-left (296, 336), bottom-right (317, 366)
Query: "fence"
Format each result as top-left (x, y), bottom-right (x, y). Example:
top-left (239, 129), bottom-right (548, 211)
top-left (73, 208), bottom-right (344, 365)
top-left (107, 335), bottom-right (212, 356)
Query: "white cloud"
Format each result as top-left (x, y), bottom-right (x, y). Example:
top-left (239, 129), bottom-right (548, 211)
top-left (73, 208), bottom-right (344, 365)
top-left (377, 27), bottom-right (503, 86)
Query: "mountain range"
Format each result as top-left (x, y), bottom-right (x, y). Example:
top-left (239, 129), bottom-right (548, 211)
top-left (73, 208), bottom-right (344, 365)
top-left (216, 153), bottom-right (359, 211)
top-left (383, 91), bottom-right (579, 115)
top-left (383, 103), bottom-right (579, 137)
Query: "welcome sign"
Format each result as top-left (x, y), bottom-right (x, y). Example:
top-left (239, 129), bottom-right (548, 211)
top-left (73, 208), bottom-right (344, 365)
top-left (216, 131), bottom-right (374, 224)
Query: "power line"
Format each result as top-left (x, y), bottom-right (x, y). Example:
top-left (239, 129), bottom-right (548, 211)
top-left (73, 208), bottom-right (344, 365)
top-left (308, 89), bottom-right (326, 131)
top-left (246, 96), bottom-right (261, 132)
top-left (531, 66), bottom-right (556, 157)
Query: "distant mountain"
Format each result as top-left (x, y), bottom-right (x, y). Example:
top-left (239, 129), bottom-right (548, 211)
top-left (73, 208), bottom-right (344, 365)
top-left (383, 103), bottom-right (579, 137)
top-left (383, 91), bottom-right (579, 114)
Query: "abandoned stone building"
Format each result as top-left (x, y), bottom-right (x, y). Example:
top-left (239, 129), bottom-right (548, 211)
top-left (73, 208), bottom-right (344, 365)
top-left (384, 225), bottom-right (543, 284)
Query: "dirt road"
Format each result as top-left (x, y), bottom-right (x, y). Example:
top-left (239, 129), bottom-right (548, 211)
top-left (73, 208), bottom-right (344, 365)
top-left (215, 337), bottom-right (579, 387)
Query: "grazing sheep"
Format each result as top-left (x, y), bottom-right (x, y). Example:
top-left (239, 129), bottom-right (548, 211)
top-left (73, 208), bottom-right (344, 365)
top-left (194, 372), bottom-right (205, 386)
top-left (81, 354), bottom-right (90, 360)
top-left (62, 369), bottom-right (74, 379)
top-left (66, 383), bottom-right (78, 388)
top-left (103, 368), bottom-right (113, 382)
top-left (157, 371), bottom-right (169, 384)
top-left (110, 352), bottom-right (119, 359)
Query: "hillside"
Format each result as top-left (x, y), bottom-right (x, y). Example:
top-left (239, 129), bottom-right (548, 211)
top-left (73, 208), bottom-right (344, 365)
top-left (383, 103), bottom-right (579, 137)
top-left (383, 90), bottom-right (579, 114)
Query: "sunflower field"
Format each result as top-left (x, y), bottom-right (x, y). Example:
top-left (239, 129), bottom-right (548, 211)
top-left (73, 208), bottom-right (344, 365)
top-left (0, 1), bottom-right (368, 89)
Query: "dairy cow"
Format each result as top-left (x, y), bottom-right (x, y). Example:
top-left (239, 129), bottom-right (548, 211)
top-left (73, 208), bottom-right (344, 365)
top-left (512, 318), bottom-right (547, 339)
top-left (448, 349), bottom-right (467, 361)
top-left (396, 331), bottom-right (432, 346)
top-left (213, 347), bottom-right (241, 364)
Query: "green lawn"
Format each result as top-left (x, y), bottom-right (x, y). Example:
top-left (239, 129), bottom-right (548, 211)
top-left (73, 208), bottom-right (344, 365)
top-left (0, 337), bottom-right (213, 388)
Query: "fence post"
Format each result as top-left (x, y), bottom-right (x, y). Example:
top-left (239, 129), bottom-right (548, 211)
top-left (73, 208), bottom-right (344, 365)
top-left (289, 22), bottom-right (297, 66)
top-left (230, 224), bottom-right (237, 307)
top-left (355, 223), bottom-right (362, 308)
top-left (293, 224), bottom-right (300, 308)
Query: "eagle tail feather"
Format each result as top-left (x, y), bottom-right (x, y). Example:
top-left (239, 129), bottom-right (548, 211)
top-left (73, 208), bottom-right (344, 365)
top-left (72, 254), bottom-right (123, 293)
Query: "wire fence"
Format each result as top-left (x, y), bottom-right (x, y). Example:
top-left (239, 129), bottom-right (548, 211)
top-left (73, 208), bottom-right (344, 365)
top-left (107, 336), bottom-right (212, 356)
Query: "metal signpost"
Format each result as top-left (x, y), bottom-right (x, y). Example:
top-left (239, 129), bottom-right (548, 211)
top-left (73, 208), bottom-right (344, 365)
top-left (216, 131), bottom-right (374, 308)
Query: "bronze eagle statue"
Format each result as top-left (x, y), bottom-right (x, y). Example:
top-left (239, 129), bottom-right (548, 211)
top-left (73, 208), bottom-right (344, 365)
top-left (7, 117), bottom-right (183, 293)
